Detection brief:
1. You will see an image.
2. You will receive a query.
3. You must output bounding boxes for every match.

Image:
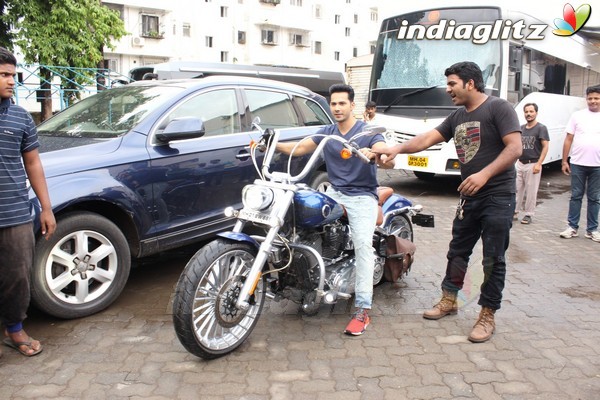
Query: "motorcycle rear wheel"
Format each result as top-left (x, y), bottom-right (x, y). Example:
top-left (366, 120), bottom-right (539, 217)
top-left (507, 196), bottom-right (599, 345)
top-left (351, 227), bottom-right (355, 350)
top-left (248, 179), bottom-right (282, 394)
top-left (386, 214), bottom-right (414, 242)
top-left (172, 239), bottom-right (266, 359)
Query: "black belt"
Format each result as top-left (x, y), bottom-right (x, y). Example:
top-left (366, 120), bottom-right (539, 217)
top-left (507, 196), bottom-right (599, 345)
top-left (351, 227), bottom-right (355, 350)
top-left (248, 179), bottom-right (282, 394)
top-left (519, 159), bottom-right (538, 164)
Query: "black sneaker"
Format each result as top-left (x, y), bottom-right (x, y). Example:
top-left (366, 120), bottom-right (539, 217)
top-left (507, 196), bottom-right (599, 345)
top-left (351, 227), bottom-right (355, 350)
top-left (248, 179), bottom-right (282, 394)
top-left (521, 215), bottom-right (532, 224)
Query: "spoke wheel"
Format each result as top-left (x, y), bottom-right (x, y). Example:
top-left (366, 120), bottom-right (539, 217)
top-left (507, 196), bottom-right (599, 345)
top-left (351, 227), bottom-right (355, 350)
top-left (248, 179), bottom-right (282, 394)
top-left (173, 239), bottom-right (265, 359)
top-left (373, 256), bottom-right (385, 286)
top-left (386, 215), bottom-right (414, 242)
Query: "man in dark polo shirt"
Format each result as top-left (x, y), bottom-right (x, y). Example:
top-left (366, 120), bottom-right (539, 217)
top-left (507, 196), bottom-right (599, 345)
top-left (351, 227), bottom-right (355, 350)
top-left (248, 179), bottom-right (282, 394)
top-left (0, 47), bottom-right (56, 357)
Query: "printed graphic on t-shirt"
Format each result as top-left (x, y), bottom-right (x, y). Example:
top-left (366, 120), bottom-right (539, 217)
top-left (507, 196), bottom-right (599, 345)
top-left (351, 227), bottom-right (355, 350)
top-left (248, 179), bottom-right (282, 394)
top-left (522, 135), bottom-right (536, 150)
top-left (454, 121), bottom-right (481, 163)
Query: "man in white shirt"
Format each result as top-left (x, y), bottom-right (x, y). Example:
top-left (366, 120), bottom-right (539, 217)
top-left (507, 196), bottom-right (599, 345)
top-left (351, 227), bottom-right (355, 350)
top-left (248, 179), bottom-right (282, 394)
top-left (559, 85), bottom-right (600, 242)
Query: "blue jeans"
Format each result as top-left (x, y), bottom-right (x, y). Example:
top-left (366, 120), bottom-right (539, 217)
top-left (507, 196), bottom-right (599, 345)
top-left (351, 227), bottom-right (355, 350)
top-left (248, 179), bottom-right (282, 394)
top-left (567, 164), bottom-right (600, 233)
top-left (326, 188), bottom-right (378, 309)
top-left (442, 193), bottom-right (515, 310)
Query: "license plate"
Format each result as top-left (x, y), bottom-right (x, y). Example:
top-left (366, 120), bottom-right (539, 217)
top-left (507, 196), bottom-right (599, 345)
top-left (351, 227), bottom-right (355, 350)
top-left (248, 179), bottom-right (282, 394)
top-left (408, 155), bottom-right (428, 168)
top-left (238, 209), bottom-right (272, 224)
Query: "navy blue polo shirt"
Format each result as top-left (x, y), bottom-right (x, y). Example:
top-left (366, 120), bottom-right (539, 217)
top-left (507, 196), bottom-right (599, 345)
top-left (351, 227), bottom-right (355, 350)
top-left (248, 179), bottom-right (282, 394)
top-left (0, 98), bottom-right (39, 227)
top-left (312, 120), bottom-right (384, 198)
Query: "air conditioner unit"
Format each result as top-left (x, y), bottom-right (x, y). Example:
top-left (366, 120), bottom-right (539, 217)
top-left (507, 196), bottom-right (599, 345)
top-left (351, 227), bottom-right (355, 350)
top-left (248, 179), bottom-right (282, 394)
top-left (132, 36), bottom-right (145, 47)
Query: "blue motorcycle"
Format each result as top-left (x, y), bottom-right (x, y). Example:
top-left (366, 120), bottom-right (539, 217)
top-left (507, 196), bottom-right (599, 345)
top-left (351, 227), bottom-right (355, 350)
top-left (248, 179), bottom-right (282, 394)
top-left (172, 120), bottom-right (434, 359)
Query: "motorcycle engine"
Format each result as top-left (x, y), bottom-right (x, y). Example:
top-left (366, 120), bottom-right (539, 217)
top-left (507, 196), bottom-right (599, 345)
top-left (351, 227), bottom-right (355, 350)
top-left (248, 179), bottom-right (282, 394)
top-left (272, 223), bottom-right (351, 302)
top-left (321, 222), bottom-right (351, 259)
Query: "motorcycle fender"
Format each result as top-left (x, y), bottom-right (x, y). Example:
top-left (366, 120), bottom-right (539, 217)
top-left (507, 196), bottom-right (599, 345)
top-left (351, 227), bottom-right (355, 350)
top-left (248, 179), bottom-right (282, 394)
top-left (382, 194), bottom-right (412, 214)
top-left (217, 232), bottom-right (260, 249)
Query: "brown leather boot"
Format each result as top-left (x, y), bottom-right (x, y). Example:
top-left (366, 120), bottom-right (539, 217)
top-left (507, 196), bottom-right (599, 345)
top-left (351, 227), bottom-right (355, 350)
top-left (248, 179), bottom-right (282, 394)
top-left (468, 307), bottom-right (496, 343)
top-left (423, 290), bottom-right (458, 320)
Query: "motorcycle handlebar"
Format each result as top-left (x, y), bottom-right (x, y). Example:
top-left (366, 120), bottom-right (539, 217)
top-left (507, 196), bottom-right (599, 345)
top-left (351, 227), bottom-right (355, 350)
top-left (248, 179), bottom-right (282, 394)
top-left (254, 118), bottom-right (385, 183)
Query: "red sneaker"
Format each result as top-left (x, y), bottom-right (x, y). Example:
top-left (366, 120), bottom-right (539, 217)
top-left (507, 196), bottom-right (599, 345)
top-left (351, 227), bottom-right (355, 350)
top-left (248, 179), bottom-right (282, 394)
top-left (344, 308), bottom-right (370, 335)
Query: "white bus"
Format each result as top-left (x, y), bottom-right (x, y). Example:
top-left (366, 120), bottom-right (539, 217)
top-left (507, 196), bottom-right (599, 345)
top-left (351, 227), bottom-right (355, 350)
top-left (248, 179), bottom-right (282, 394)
top-left (370, 4), bottom-right (600, 179)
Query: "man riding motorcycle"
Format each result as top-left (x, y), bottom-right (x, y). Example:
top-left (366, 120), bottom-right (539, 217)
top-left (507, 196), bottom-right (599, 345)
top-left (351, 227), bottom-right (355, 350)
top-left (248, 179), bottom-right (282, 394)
top-left (276, 83), bottom-right (392, 336)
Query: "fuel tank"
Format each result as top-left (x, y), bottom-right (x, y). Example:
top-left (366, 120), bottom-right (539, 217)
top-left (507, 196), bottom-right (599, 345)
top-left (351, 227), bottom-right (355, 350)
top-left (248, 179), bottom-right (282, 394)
top-left (293, 189), bottom-right (345, 228)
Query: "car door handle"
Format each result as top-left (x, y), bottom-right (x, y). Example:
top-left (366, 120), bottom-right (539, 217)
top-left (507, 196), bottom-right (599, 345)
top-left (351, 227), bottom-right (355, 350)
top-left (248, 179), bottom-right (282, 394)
top-left (236, 151), bottom-right (251, 159)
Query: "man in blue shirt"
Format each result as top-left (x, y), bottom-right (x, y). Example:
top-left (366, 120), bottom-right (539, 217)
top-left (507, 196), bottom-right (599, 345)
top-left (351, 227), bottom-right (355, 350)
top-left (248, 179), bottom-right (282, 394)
top-left (0, 47), bottom-right (56, 357)
top-left (277, 84), bottom-right (389, 335)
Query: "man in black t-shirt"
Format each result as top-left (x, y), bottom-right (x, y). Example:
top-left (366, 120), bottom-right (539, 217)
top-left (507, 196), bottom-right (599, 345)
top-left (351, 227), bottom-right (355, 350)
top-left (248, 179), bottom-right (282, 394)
top-left (515, 103), bottom-right (549, 225)
top-left (379, 62), bottom-right (522, 343)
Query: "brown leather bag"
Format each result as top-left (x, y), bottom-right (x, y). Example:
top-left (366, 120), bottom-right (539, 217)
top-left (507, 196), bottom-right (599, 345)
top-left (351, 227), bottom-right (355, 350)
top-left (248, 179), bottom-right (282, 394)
top-left (384, 236), bottom-right (416, 283)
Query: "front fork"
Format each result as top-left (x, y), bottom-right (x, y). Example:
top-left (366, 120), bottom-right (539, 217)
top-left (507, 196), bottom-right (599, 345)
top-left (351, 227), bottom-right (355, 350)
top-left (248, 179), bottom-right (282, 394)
top-left (234, 190), bottom-right (295, 311)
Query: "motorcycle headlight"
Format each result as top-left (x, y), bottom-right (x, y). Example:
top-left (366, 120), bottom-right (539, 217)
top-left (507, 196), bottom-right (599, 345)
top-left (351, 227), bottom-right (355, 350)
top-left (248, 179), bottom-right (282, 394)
top-left (242, 185), bottom-right (274, 211)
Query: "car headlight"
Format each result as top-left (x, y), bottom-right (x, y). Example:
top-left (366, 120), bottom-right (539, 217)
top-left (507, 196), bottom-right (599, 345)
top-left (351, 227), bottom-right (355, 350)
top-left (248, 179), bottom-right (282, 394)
top-left (242, 185), bottom-right (274, 211)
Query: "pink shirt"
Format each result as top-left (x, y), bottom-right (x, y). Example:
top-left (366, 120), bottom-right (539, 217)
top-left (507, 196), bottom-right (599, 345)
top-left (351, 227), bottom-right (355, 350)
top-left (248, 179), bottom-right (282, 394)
top-left (565, 108), bottom-right (600, 167)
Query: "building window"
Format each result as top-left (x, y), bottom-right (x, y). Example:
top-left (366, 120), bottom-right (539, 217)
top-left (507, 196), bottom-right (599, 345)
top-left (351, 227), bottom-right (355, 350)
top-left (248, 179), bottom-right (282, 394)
top-left (314, 5), bottom-right (322, 18)
top-left (141, 15), bottom-right (160, 37)
top-left (172, 24), bottom-right (176, 35)
top-left (238, 31), bottom-right (246, 44)
top-left (105, 3), bottom-right (124, 21)
top-left (182, 23), bottom-right (191, 37)
top-left (221, 51), bottom-right (228, 62)
top-left (221, 6), bottom-right (227, 17)
top-left (354, 14), bottom-right (358, 24)
top-left (290, 0), bottom-right (302, 5)
top-left (370, 43), bottom-right (376, 54)
top-left (334, 15), bottom-right (340, 24)
top-left (370, 9), bottom-right (378, 22)
top-left (107, 59), bottom-right (119, 72)
top-left (289, 33), bottom-right (305, 46)
top-left (314, 41), bottom-right (322, 54)
top-left (206, 36), bottom-right (213, 47)
top-left (261, 29), bottom-right (277, 45)
top-left (345, 27), bottom-right (350, 37)
top-left (353, 47), bottom-right (357, 57)
top-left (334, 51), bottom-right (340, 61)
top-left (346, 0), bottom-right (351, 3)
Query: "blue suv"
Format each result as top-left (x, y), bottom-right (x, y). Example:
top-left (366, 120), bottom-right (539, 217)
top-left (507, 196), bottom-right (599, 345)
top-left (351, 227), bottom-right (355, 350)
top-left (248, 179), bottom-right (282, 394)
top-left (30, 76), bottom-right (333, 319)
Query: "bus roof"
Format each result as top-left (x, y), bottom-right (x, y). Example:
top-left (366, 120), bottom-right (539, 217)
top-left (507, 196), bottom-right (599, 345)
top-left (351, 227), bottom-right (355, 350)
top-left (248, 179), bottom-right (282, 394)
top-left (379, 2), bottom-right (600, 72)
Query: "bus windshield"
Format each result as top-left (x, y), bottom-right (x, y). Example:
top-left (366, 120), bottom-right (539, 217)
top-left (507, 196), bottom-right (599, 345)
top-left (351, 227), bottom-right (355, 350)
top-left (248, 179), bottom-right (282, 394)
top-left (371, 7), bottom-right (502, 111)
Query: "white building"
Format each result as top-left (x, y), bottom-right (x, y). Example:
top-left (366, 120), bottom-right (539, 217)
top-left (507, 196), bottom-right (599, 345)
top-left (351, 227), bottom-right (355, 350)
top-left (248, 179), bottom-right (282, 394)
top-left (102, 0), bottom-right (383, 77)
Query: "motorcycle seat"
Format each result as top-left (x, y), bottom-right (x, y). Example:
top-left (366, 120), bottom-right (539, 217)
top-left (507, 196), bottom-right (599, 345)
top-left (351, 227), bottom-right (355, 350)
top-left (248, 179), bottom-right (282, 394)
top-left (376, 187), bottom-right (394, 225)
top-left (377, 186), bottom-right (394, 206)
top-left (340, 186), bottom-right (394, 226)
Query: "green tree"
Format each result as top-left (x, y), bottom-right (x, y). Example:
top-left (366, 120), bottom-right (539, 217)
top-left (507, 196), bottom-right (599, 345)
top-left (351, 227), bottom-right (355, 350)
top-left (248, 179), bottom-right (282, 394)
top-left (0, 0), bottom-right (15, 49)
top-left (2, 0), bottom-right (127, 120)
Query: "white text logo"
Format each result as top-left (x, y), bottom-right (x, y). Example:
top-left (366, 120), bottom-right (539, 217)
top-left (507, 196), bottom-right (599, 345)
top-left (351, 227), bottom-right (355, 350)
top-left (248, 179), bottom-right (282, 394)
top-left (397, 20), bottom-right (548, 44)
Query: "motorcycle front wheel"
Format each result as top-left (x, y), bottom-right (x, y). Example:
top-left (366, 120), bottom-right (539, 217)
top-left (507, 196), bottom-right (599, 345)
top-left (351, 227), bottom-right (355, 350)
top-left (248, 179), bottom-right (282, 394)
top-left (172, 239), bottom-right (266, 359)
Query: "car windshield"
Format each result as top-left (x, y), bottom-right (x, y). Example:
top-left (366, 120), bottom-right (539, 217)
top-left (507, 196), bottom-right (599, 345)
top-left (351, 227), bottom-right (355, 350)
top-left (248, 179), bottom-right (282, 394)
top-left (37, 85), bottom-right (185, 138)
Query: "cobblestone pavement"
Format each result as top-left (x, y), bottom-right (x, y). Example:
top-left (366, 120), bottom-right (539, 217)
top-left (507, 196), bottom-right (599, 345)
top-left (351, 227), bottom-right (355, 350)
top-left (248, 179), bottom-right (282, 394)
top-left (1, 165), bottom-right (599, 400)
